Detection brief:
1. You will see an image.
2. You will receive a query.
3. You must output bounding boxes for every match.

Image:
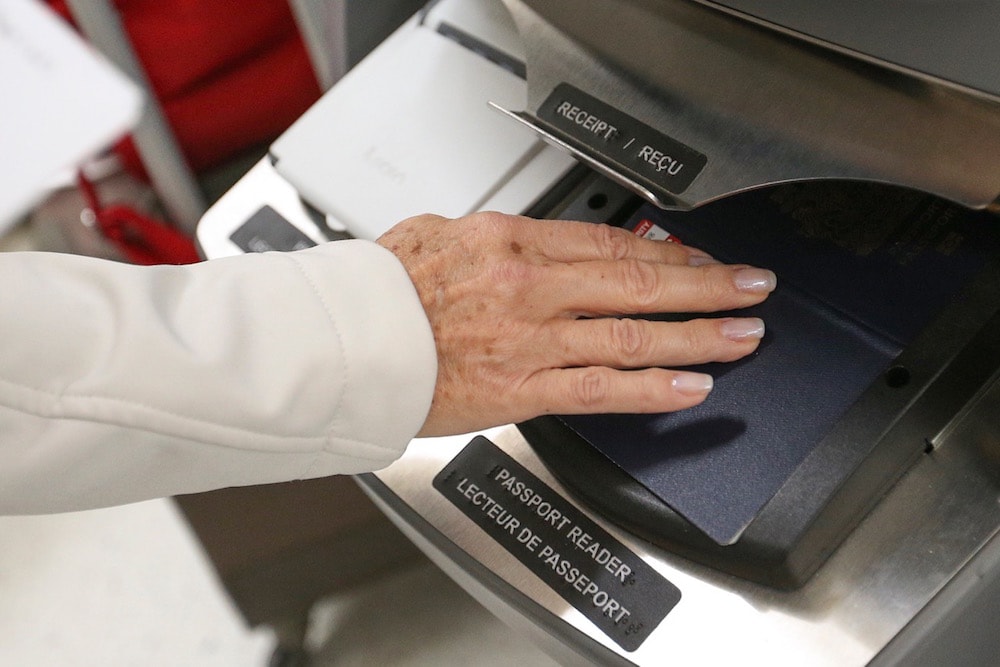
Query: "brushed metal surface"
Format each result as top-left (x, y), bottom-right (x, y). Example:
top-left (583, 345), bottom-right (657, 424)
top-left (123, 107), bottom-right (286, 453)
top-left (694, 0), bottom-right (1000, 99)
top-left (500, 0), bottom-right (1000, 211)
top-left (369, 371), bottom-right (1000, 665)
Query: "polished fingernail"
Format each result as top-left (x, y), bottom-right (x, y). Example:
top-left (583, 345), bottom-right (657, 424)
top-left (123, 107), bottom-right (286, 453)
top-left (720, 317), bottom-right (766, 341)
top-left (672, 372), bottom-right (714, 395)
top-left (734, 268), bottom-right (777, 293)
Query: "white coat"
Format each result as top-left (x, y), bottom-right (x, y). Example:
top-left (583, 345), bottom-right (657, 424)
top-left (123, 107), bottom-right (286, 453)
top-left (0, 241), bottom-right (437, 513)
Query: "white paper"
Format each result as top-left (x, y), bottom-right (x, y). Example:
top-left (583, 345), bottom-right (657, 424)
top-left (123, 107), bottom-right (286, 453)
top-left (0, 0), bottom-right (142, 233)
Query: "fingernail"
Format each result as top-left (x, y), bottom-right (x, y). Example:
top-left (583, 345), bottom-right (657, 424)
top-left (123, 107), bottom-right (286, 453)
top-left (672, 372), bottom-right (714, 396)
top-left (734, 268), bottom-right (777, 293)
top-left (720, 317), bottom-right (766, 341)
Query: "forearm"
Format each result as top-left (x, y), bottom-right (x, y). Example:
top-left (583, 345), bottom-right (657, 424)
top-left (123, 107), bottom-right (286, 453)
top-left (0, 241), bottom-right (437, 513)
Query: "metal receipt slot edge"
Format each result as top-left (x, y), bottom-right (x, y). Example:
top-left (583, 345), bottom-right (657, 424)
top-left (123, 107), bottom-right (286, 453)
top-left (499, 0), bottom-right (1000, 211)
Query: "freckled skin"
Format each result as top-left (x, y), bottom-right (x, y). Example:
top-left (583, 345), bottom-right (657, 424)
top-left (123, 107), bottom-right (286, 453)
top-left (376, 211), bottom-right (775, 437)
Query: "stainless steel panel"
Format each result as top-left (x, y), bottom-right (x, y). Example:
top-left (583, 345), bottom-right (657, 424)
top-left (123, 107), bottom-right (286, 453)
top-left (695, 0), bottom-right (1000, 99)
top-left (498, 0), bottom-right (1000, 211)
top-left (369, 371), bottom-right (1000, 664)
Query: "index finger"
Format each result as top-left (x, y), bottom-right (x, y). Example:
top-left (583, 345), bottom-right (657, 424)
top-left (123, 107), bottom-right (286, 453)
top-left (514, 216), bottom-right (715, 266)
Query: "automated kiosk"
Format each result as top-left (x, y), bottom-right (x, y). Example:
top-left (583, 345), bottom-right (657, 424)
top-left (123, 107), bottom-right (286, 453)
top-left (197, 1), bottom-right (1000, 664)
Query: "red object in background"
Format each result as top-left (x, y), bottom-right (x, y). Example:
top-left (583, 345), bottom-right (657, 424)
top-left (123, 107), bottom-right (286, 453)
top-left (77, 172), bottom-right (202, 265)
top-left (47, 0), bottom-right (321, 176)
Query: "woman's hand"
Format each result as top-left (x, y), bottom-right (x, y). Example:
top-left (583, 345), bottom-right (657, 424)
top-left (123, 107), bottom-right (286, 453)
top-left (377, 212), bottom-right (776, 437)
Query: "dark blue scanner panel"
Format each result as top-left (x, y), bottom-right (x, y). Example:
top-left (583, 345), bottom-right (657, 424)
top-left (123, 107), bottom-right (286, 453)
top-left (559, 183), bottom-right (996, 544)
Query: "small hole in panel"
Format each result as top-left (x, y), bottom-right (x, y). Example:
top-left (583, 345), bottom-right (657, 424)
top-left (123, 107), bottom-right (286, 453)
top-left (885, 365), bottom-right (911, 388)
top-left (587, 193), bottom-right (609, 210)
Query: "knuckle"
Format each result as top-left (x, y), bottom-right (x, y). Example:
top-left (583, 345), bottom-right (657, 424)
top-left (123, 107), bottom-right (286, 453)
top-left (610, 317), bottom-right (648, 363)
top-left (488, 257), bottom-right (536, 288)
top-left (571, 370), bottom-right (611, 408)
top-left (464, 211), bottom-right (515, 241)
top-left (621, 259), bottom-right (661, 309)
top-left (593, 224), bottom-right (632, 260)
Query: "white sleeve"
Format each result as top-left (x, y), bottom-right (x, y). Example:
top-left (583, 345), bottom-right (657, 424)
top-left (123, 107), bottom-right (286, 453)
top-left (0, 241), bottom-right (437, 514)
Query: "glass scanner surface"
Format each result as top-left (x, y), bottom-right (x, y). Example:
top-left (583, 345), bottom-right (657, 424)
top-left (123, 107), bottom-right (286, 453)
top-left (523, 179), bottom-right (1000, 586)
